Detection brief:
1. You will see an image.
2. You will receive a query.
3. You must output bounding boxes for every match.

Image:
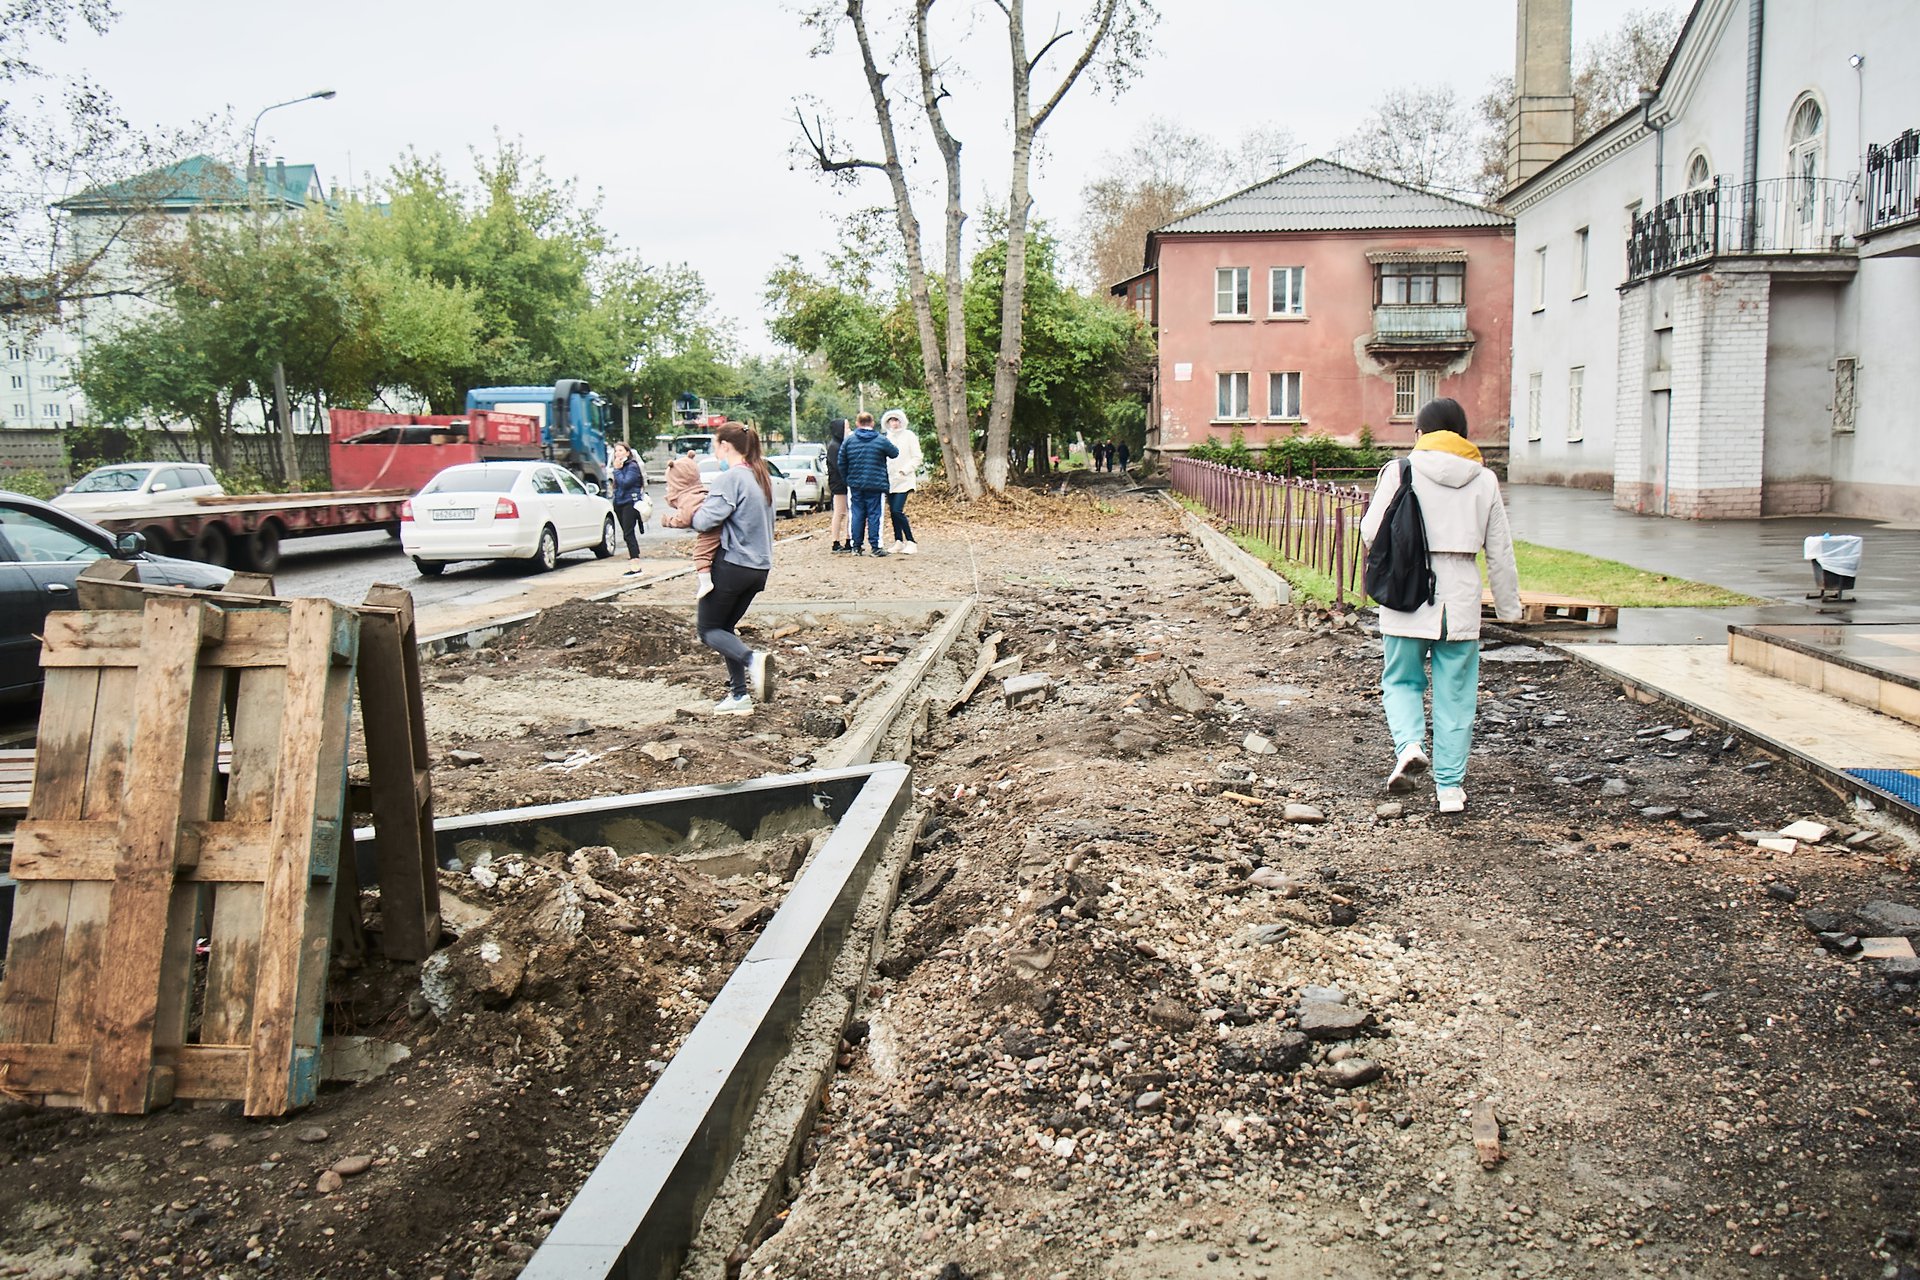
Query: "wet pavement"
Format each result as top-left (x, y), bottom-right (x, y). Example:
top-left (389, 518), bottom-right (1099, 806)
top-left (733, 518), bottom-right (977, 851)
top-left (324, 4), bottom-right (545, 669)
top-left (1504, 485), bottom-right (1920, 644)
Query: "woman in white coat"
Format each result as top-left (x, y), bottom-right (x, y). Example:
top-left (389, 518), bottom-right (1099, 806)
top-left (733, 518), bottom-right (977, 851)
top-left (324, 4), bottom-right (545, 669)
top-left (881, 408), bottom-right (923, 554)
top-left (1359, 399), bottom-right (1523, 813)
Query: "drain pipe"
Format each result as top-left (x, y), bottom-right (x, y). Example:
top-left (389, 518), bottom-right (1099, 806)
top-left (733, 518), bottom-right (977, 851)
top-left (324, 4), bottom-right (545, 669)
top-left (1742, 0), bottom-right (1765, 248)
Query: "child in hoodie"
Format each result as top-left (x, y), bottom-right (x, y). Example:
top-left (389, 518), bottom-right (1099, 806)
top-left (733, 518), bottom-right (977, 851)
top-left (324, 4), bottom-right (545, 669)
top-left (666, 451), bottom-right (721, 599)
top-left (1359, 398), bottom-right (1523, 815)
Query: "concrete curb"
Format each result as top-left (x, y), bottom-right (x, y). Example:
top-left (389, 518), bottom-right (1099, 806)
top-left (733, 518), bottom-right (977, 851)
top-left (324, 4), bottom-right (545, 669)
top-left (816, 599), bottom-right (978, 770)
top-left (1158, 492), bottom-right (1292, 608)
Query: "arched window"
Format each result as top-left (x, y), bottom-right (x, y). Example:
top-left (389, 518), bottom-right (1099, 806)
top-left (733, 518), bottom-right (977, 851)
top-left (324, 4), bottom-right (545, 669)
top-left (1685, 151), bottom-right (1712, 189)
top-left (1787, 95), bottom-right (1824, 185)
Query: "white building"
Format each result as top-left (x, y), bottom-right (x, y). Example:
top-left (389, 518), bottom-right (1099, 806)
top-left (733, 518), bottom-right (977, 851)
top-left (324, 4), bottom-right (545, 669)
top-left (1504, 0), bottom-right (1920, 519)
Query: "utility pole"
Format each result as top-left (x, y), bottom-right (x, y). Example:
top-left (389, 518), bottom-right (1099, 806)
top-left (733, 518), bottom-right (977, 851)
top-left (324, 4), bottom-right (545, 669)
top-left (787, 359), bottom-right (799, 451)
top-left (246, 89), bottom-right (335, 490)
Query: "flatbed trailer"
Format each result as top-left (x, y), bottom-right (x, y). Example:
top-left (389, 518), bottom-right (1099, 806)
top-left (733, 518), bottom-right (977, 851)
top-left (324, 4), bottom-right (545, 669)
top-left (88, 490), bottom-right (411, 572)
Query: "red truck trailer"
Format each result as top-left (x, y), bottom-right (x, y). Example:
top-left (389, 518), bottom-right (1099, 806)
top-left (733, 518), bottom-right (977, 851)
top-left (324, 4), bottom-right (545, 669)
top-left (83, 409), bottom-right (546, 573)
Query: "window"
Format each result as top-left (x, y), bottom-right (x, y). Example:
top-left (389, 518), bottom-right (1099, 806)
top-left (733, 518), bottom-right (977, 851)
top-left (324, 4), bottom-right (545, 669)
top-left (7, 376), bottom-right (18, 389)
top-left (1573, 227), bottom-right (1590, 297)
top-left (1131, 278), bottom-right (1153, 319)
top-left (40, 403), bottom-right (61, 419)
top-left (0, 508), bottom-right (102, 564)
top-left (1214, 267), bottom-right (1250, 317)
top-left (1376, 260), bottom-right (1465, 306)
top-left (1215, 371), bottom-right (1250, 420)
top-left (1527, 373), bottom-right (1543, 442)
top-left (35, 346), bottom-right (52, 360)
top-left (557, 471), bottom-right (588, 496)
top-left (532, 469), bottom-right (564, 495)
top-left (38, 375), bottom-right (58, 390)
top-left (1787, 94), bottom-right (1825, 186)
top-left (1567, 367), bottom-right (1585, 442)
top-left (1269, 267), bottom-right (1304, 316)
top-left (1531, 247), bottom-right (1547, 311)
top-left (1685, 151), bottom-right (1712, 190)
top-left (1268, 372), bottom-right (1302, 420)
top-left (3, 346), bottom-right (17, 361)
top-left (10, 403), bottom-right (24, 419)
top-left (1392, 370), bottom-right (1440, 419)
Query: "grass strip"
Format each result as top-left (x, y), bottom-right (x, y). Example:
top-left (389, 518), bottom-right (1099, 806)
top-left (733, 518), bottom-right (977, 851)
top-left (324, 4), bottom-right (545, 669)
top-left (1512, 541), bottom-right (1761, 608)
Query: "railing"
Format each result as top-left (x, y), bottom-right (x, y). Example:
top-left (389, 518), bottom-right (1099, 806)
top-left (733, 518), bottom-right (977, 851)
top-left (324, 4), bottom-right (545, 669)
top-left (1170, 457), bottom-right (1369, 605)
top-left (1627, 176), bottom-right (1857, 280)
top-left (1867, 127), bottom-right (1920, 235)
top-left (1370, 303), bottom-right (1469, 343)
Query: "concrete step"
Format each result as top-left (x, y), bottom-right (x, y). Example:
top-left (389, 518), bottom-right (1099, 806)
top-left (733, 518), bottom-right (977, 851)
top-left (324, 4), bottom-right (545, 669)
top-left (1727, 623), bottom-right (1920, 728)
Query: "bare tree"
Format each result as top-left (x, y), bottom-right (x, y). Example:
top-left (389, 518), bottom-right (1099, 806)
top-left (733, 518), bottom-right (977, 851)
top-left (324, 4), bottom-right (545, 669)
top-left (1337, 85), bottom-right (1483, 198)
top-left (796, 0), bottom-right (983, 497)
top-left (980, 0), bottom-right (1156, 493)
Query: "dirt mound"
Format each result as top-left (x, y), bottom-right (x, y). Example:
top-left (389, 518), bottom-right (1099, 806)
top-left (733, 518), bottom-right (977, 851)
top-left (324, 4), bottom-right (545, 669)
top-left (500, 598), bottom-right (700, 677)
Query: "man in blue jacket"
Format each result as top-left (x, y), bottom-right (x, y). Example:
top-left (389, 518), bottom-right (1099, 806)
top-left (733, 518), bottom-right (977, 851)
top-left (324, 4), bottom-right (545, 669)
top-left (838, 411), bottom-right (899, 557)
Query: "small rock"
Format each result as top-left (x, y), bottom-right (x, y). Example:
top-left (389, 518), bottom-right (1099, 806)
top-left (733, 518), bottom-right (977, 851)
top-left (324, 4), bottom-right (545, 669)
top-left (542, 750), bottom-right (570, 762)
top-left (1765, 883), bottom-right (1800, 903)
top-left (1134, 1090), bottom-right (1166, 1113)
top-left (1282, 803), bottom-right (1326, 825)
top-left (315, 1171), bottom-right (344, 1195)
top-left (1858, 901), bottom-right (1920, 939)
top-left (1661, 728), bottom-right (1694, 743)
top-left (1298, 1000), bottom-right (1368, 1041)
top-left (1328, 902), bottom-right (1359, 926)
top-left (1375, 802), bottom-right (1404, 819)
top-left (1242, 732), bottom-right (1278, 757)
top-left (1639, 805), bottom-right (1679, 820)
top-left (800, 708), bottom-right (848, 740)
top-left (1299, 984), bottom-right (1346, 1005)
top-left (1600, 779), bottom-right (1629, 797)
top-left (1800, 908), bottom-right (1850, 934)
top-left (447, 749), bottom-right (485, 768)
top-left (1247, 866), bottom-right (1302, 894)
top-left (1778, 820), bottom-right (1831, 844)
top-left (639, 740), bottom-right (683, 763)
top-left (1003, 672), bottom-right (1057, 709)
top-left (1757, 837), bottom-right (1798, 855)
top-left (329, 1155), bottom-right (373, 1177)
top-left (1249, 923), bottom-right (1290, 946)
top-left (294, 1126), bottom-right (328, 1144)
top-left (1320, 1058), bottom-right (1384, 1089)
top-left (1817, 931), bottom-right (1862, 955)
top-left (1743, 760), bottom-right (1774, 775)
top-left (206, 1134), bottom-right (237, 1152)
top-left (561, 718), bottom-right (593, 737)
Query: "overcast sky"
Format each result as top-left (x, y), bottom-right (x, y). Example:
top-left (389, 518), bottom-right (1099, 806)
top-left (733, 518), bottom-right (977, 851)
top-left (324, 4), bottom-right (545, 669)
top-left (40, 0), bottom-right (1666, 349)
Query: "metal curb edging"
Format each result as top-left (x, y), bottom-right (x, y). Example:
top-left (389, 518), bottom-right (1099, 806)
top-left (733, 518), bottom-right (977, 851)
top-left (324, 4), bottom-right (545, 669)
top-left (1157, 491), bottom-right (1292, 608)
top-left (517, 762), bottom-right (915, 1280)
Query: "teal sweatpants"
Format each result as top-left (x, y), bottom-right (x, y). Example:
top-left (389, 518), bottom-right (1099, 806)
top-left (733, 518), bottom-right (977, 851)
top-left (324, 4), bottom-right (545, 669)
top-left (1381, 633), bottom-right (1481, 788)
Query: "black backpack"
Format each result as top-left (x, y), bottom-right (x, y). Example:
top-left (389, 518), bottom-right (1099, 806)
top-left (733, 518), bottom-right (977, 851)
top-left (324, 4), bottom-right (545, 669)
top-left (1363, 459), bottom-right (1436, 612)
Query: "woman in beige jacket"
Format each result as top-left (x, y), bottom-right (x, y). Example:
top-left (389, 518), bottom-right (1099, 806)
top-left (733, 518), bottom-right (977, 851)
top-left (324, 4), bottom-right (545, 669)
top-left (1360, 399), bottom-right (1523, 813)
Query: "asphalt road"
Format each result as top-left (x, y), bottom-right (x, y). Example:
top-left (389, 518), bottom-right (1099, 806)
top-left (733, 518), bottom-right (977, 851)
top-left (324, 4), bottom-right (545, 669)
top-left (272, 525), bottom-right (694, 611)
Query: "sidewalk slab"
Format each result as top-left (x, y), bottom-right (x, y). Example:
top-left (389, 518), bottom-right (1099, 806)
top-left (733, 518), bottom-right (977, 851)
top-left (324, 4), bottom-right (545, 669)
top-left (1563, 642), bottom-right (1920, 816)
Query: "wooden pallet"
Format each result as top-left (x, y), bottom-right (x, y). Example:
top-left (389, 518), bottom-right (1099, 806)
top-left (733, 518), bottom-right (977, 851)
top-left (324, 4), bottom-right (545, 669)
top-left (0, 748), bottom-right (30, 818)
top-left (0, 591), bottom-right (359, 1115)
top-left (1482, 591), bottom-right (1619, 629)
top-left (353, 584), bottom-right (440, 961)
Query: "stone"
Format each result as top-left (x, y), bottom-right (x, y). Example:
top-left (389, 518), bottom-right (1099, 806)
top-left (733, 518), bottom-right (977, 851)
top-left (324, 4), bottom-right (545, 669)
top-left (1764, 883), bottom-right (1800, 903)
top-left (542, 750), bottom-right (570, 762)
top-left (1005, 944), bottom-right (1056, 977)
top-left (1161, 667), bottom-right (1216, 715)
top-left (800, 708), bottom-right (848, 739)
top-left (1757, 837), bottom-right (1798, 855)
top-left (206, 1133), bottom-right (238, 1152)
top-left (562, 718), bottom-right (594, 737)
top-left (1320, 1058), bottom-right (1384, 1089)
top-left (1779, 820), bottom-right (1831, 844)
top-left (1878, 958), bottom-right (1920, 985)
top-left (1328, 902), bottom-right (1359, 926)
top-left (329, 1155), bottom-right (373, 1177)
top-left (1298, 1000), bottom-right (1367, 1041)
top-left (1247, 866), bottom-right (1302, 894)
top-left (1282, 803), bottom-right (1326, 825)
top-left (1817, 932), bottom-right (1862, 955)
top-left (1858, 901), bottom-right (1920, 939)
top-left (1242, 732), bottom-right (1278, 757)
top-left (295, 1126), bottom-right (328, 1144)
top-left (1375, 802), bottom-right (1404, 819)
top-left (1743, 761), bottom-right (1774, 775)
top-left (1661, 728), bottom-right (1695, 743)
top-left (1860, 936), bottom-right (1918, 961)
top-left (1134, 1090), bottom-right (1166, 1113)
top-left (986, 655), bottom-right (1024, 681)
top-left (1299, 984), bottom-right (1346, 1005)
top-left (447, 749), bottom-right (485, 767)
top-left (321, 1036), bottom-right (411, 1086)
top-left (316, 1171), bottom-right (343, 1195)
top-left (1003, 673), bottom-right (1057, 709)
top-left (639, 740), bottom-right (683, 763)
top-left (1681, 809), bottom-right (1710, 822)
top-left (1800, 908), bottom-right (1851, 934)
top-left (1145, 997), bottom-right (1199, 1031)
top-left (1640, 805), bottom-right (1679, 820)
top-left (1600, 779), bottom-right (1629, 797)
top-left (1249, 923), bottom-right (1290, 946)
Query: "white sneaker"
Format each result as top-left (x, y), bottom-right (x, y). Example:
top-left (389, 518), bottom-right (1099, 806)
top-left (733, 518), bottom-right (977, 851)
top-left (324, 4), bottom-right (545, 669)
top-left (1386, 744), bottom-right (1430, 792)
top-left (1436, 785), bottom-right (1467, 814)
top-left (748, 650), bottom-right (775, 702)
top-left (695, 571), bottom-right (714, 600)
top-left (712, 693), bottom-right (753, 716)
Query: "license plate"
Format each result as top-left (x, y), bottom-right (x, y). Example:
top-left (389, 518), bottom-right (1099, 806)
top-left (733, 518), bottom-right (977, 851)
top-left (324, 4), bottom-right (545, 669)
top-left (432, 507), bottom-right (475, 521)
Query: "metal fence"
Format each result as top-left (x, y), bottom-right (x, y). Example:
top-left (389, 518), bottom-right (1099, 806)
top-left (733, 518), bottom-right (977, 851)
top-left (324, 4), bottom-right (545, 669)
top-left (1170, 457), bottom-right (1370, 604)
top-left (1627, 176), bottom-right (1856, 280)
top-left (1867, 127), bottom-right (1920, 236)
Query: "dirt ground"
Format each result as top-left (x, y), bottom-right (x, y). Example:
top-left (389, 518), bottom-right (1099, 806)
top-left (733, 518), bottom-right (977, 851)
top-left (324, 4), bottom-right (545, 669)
top-left (4, 480), bottom-right (1919, 1280)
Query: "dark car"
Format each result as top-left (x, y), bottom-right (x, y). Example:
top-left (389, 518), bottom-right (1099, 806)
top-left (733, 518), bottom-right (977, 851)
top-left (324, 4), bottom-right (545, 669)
top-left (0, 491), bottom-right (233, 701)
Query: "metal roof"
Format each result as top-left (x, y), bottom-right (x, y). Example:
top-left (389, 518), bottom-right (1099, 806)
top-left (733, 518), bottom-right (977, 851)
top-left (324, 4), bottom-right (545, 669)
top-left (58, 155), bottom-right (322, 214)
top-left (1156, 159), bottom-right (1511, 235)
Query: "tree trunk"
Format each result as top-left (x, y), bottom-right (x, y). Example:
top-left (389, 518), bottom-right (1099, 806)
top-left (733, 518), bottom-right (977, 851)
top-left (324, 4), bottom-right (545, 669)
top-left (915, 0), bottom-right (983, 498)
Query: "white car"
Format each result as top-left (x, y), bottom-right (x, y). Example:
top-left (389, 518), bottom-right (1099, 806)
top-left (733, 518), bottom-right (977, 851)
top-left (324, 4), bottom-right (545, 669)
top-left (768, 454), bottom-right (825, 510)
top-left (53, 462), bottom-right (224, 517)
top-left (695, 456), bottom-right (800, 518)
top-left (402, 461), bottom-right (616, 576)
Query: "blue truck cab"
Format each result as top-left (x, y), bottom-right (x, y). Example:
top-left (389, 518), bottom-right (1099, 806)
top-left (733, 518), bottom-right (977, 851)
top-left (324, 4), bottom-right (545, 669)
top-left (464, 379), bottom-right (612, 488)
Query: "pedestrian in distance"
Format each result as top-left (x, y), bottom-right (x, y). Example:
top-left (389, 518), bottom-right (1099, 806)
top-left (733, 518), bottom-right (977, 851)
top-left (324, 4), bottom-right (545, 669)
top-left (1117, 441), bottom-right (1131, 473)
top-left (825, 417), bottom-right (852, 553)
top-left (839, 411), bottom-right (898, 557)
top-left (1359, 397), bottom-right (1522, 814)
top-left (607, 442), bottom-right (647, 560)
top-left (1092, 440), bottom-right (1107, 472)
top-left (881, 407), bottom-right (922, 555)
top-left (659, 422), bottom-right (778, 716)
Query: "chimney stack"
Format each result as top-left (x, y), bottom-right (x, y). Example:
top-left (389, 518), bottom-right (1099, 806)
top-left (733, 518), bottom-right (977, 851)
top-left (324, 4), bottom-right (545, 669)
top-left (1506, 0), bottom-right (1577, 189)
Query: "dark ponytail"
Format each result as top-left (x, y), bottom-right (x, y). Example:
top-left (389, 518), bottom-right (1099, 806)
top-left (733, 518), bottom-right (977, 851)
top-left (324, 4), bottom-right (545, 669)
top-left (716, 421), bottom-right (772, 503)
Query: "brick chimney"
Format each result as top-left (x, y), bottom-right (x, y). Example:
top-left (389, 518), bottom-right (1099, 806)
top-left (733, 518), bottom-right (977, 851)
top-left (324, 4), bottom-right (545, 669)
top-left (1505, 0), bottom-right (1577, 188)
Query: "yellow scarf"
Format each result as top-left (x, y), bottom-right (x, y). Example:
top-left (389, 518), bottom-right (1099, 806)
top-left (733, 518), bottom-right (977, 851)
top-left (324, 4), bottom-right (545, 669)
top-left (1414, 430), bottom-right (1482, 464)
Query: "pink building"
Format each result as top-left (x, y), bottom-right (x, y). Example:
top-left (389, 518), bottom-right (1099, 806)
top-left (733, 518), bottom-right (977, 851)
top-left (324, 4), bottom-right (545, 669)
top-left (1115, 160), bottom-right (1516, 462)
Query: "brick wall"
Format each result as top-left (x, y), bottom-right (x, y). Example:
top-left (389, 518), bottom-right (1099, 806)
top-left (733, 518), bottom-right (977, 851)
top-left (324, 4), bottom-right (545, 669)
top-left (1611, 285), bottom-right (1649, 509)
top-left (1666, 270), bottom-right (1769, 519)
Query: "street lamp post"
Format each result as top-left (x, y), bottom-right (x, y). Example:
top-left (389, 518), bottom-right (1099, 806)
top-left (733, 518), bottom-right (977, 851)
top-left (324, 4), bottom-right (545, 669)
top-left (245, 89), bottom-right (335, 489)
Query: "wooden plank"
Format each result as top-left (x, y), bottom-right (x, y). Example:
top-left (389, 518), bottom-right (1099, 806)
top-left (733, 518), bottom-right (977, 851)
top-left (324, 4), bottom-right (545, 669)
top-left (74, 561), bottom-right (280, 612)
top-left (72, 559), bottom-right (141, 609)
top-left (84, 599), bottom-right (223, 1114)
top-left (0, 668), bottom-right (102, 1049)
top-left (245, 599), bottom-right (357, 1116)
top-left (358, 584), bottom-right (439, 960)
top-left (201, 663), bottom-right (285, 1049)
top-left (0, 1042), bottom-right (248, 1099)
top-left (12, 821), bottom-right (275, 881)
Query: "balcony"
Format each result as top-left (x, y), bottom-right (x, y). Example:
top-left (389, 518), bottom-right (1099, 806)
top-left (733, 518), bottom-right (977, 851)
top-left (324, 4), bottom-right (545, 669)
top-left (1863, 127), bottom-right (1920, 258)
top-left (1627, 177), bottom-right (1857, 281)
top-left (1367, 304), bottom-right (1471, 355)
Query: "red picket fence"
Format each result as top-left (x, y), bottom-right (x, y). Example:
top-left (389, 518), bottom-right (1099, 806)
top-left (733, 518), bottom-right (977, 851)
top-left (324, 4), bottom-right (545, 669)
top-left (1169, 458), bottom-right (1371, 604)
